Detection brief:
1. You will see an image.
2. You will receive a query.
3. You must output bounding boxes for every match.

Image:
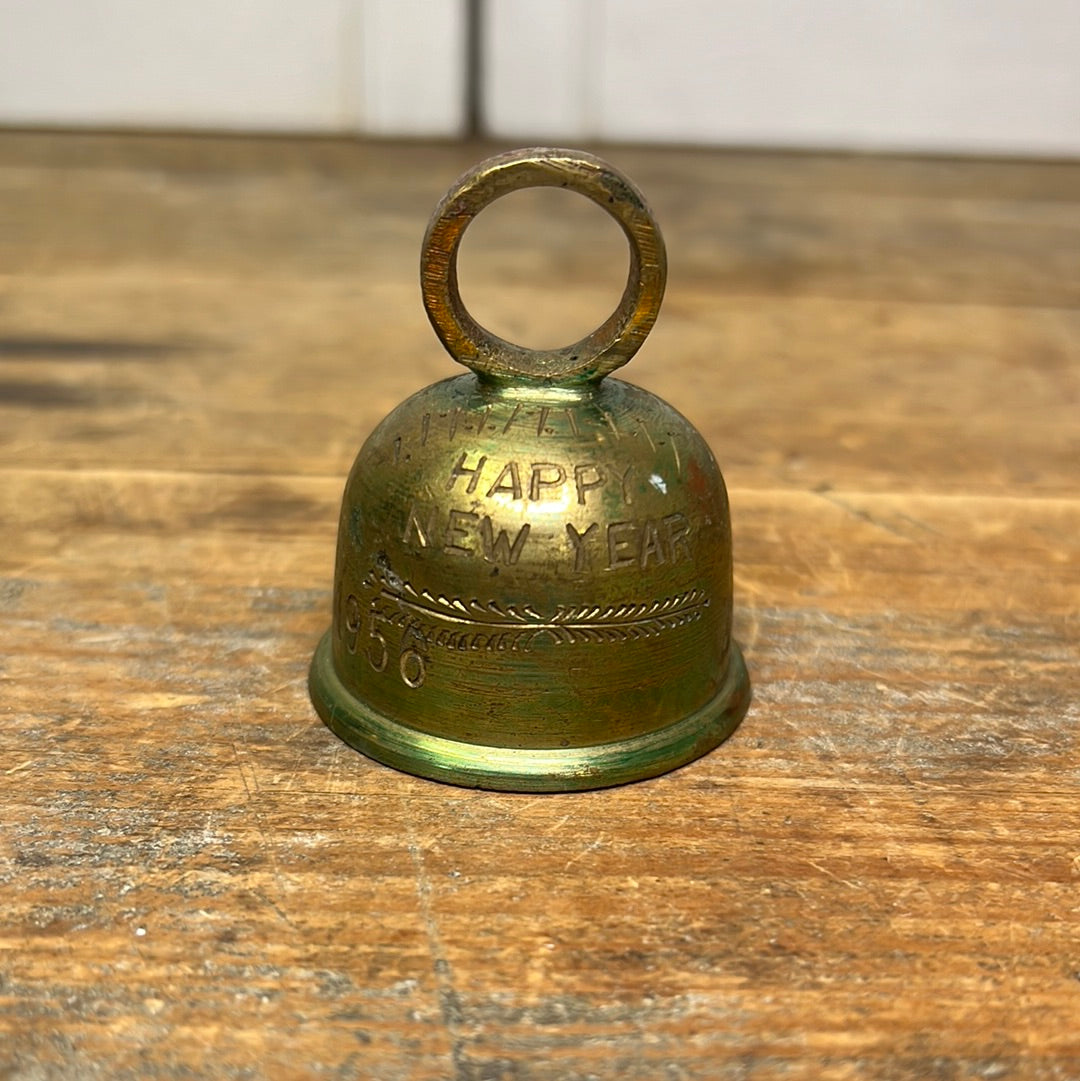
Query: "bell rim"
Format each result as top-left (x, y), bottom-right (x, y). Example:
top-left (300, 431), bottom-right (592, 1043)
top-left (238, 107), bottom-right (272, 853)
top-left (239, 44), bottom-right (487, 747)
top-left (308, 631), bottom-right (751, 792)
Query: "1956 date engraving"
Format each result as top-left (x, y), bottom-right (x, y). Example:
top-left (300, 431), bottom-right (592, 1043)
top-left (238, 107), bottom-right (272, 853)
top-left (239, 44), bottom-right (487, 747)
top-left (343, 591), bottom-right (428, 688)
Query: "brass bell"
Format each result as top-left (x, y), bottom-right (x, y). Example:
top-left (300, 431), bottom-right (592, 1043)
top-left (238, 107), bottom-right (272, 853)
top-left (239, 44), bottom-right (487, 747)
top-left (309, 148), bottom-right (750, 791)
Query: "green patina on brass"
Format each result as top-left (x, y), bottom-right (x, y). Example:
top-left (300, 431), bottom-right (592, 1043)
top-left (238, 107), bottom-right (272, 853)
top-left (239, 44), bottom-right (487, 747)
top-left (309, 147), bottom-right (750, 791)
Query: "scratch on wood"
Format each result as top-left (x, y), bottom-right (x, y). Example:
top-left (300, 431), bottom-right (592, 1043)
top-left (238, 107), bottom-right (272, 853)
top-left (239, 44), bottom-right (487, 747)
top-left (807, 860), bottom-right (862, 890)
top-left (408, 824), bottom-right (469, 1079)
top-left (563, 835), bottom-right (606, 872)
top-left (230, 738), bottom-right (298, 931)
top-left (815, 490), bottom-right (911, 541)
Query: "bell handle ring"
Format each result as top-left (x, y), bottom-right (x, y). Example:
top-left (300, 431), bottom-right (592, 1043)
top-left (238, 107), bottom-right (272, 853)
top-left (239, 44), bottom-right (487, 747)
top-left (420, 147), bottom-right (667, 386)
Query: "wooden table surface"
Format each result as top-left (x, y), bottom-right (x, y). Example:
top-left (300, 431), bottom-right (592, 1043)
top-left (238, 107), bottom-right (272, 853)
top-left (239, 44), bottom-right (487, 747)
top-left (1, 132), bottom-right (1077, 1080)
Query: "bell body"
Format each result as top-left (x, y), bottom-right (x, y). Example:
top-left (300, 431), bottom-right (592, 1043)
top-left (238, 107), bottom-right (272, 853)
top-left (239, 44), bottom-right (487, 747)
top-left (310, 146), bottom-right (749, 790)
top-left (309, 372), bottom-right (749, 790)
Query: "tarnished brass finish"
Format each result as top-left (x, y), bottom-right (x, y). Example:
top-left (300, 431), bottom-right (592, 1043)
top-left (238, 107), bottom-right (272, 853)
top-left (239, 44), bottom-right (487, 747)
top-left (309, 148), bottom-right (750, 791)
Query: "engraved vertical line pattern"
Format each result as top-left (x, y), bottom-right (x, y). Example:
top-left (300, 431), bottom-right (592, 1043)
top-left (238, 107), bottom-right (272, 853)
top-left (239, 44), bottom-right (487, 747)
top-left (637, 418), bottom-right (656, 453)
top-left (502, 403), bottom-right (521, 434)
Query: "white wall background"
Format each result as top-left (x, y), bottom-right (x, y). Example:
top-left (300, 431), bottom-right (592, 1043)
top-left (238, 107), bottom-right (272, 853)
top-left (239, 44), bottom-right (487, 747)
top-left (1, 0), bottom-right (1078, 155)
top-left (0, 0), bottom-right (468, 135)
top-left (484, 0), bottom-right (1080, 156)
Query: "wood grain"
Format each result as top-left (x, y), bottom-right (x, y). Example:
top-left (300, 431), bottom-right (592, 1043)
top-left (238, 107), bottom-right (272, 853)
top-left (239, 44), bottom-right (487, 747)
top-left (1, 132), bottom-right (1077, 1080)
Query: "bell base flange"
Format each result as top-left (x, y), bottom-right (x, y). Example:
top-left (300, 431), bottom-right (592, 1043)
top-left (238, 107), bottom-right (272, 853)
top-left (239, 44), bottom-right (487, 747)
top-left (309, 632), bottom-right (751, 792)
